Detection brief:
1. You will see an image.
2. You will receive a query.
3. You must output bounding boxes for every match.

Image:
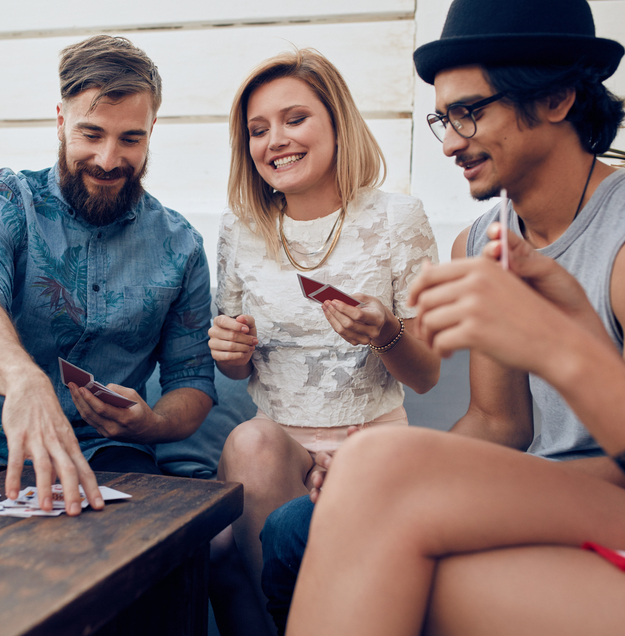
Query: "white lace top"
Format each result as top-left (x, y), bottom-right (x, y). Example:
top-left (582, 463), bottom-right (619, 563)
top-left (216, 187), bottom-right (438, 427)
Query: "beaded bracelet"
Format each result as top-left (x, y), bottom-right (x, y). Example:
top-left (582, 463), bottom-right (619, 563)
top-left (612, 450), bottom-right (625, 474)
top-left (369, 317), bottom-right (404, 357)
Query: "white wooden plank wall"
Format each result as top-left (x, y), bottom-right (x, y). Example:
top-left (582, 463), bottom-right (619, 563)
top-left (0, 1), bottom-right (415, 275)
top-left (1, 0), bottom-right (624, 272)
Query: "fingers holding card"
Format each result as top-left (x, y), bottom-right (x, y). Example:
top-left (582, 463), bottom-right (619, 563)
top-left (58, 358), bottom-right (136, 408)
top-left (297, 274), bottom-right (363, 308)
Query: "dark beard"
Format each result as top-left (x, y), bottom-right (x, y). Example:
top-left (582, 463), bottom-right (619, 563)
top-left (471, 184), bottom-right (502, 202)
top-left (58, 139), bottom-right (148, 226)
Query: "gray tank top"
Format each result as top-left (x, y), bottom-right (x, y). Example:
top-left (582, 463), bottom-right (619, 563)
top-left (467, 169), bottom-right (625, 460)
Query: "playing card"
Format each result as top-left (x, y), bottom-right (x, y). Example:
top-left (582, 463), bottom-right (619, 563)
top-left (58, 358), bottom-right (137, 408)
top-left (0, 484), bottom-right (132, 518)
top-left (297, 274), bottom-right (363, 308)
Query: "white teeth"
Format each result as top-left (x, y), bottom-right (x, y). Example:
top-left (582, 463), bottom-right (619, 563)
top-left (274, 154), bottom-right (304, 168)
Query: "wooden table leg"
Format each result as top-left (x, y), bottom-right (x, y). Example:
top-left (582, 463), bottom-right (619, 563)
top-left (94, 542), bottom-right (211, 636)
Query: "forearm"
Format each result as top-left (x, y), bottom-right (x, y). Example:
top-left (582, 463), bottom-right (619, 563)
top-left (376, 330), bottom-right (440, 394)
top-left (149, 387), bottom-right (213, 443)
top-left (0, 306), bottom-right (50, 394)
top-left (216, 359), bottom-right (253, 381)
top-left (540, 325), bottom-right (625, 460)
top-left (450, 408), bottom-right (533, 450)
top-left (450, 354), bottom-right (534, 450)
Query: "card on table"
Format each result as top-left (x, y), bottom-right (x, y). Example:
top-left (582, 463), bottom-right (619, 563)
top-left (297, 274), bottom-right (363, 308)
top-left (0, 484), bottom-right (132, 518)
top-left (58, 358), bottom-right (137, 408)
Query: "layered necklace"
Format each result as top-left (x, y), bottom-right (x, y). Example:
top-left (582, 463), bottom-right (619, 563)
top-left (279, 207), bottom-right (345, 272)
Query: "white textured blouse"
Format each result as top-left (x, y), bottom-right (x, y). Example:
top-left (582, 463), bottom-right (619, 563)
top-left (216, 187), bottom-right (438, 427)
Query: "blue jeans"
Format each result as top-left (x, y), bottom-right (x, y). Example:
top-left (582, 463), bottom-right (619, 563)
top-left (261, 495), bottom-right (315, 636)
top-left (89, 446), bottom-right (163, 475)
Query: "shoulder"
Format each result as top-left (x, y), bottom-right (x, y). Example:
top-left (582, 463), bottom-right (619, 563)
top-left (354, 187), bottom-right (424, 213)
top-left (141, 191), bottom-right (204, 249)
top-left (0, 167), bottom-right (46, 204)
top-left (466, 204), bottom-right (500, 257)
top-left (352, 188), bottom-right (429, 228)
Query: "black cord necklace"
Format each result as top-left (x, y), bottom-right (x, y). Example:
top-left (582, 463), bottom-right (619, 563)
top-left (519, 154), bottom-right (597, 241)
top-left (573, 154), bottom-right (597, 221)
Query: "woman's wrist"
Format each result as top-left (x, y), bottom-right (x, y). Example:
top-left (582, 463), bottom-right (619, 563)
top-left (370, 316), bottom-right (404, 357)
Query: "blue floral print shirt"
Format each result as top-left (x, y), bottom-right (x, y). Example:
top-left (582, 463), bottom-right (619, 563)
top-left (0, 165), bottom-right (216, 462)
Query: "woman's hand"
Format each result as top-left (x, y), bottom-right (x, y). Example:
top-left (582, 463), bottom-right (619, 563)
top-left (208, 314), bottom-right (258, 366)
top-left (321, 294), bottom-right (400, 347)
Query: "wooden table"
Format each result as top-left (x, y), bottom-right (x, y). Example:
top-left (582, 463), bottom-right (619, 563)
top-left (0, 468), bottom-right (243, 636)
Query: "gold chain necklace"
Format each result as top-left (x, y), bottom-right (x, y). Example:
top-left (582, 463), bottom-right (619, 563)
top-left (279, 208), bottom-right (345, 272)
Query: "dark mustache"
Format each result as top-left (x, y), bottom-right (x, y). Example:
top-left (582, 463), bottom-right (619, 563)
top-left (78, 162), bottom-right (134, 180)
top-left (455, 153), bottom-right (489, 167)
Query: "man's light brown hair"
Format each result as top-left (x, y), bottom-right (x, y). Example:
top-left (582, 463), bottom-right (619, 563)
top-left (59, 35), bottom-right (162, 114)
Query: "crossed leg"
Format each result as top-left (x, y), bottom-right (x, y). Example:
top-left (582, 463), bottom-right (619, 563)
top-left (286, 426), bottom-right (625, 636)
top-left (424, 545), bottom-right (625, 636)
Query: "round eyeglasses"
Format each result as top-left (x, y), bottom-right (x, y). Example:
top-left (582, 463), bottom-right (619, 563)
top-left (427, 92), bottom-right (506, 143)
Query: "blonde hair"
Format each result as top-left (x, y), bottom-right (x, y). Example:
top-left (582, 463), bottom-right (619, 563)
top-left (228, 48), bottom-right (386, 259)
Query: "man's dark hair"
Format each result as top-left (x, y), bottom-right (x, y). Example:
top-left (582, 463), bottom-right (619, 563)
top-left (59, 35), bottom-right (162, 113)
top-left (484, 61), bottom-right (624, 155)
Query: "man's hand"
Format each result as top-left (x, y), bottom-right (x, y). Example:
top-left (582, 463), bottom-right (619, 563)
top-left (483, 223), bottom-right (610, 343)
top-left (3, 372), bottom-right (103, 515)
top-left (69, 383), bottom-right (162, 443)
top-left (69, 383), bottom-right (211, 444)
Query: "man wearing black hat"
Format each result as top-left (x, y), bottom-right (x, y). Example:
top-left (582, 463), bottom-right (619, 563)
top-left (258, 1), bottom-right (625, 632)
top-left (415, 0), bottom-right (625, 479)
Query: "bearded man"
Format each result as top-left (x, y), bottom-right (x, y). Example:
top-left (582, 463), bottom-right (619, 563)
top-left (0, 35), bottom-right (216, 514)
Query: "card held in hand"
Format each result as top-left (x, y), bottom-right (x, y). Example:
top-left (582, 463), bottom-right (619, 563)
top-left (58, 358), bottom-right (137, 408)
top-left (297, 274), bottom-right (363, 308)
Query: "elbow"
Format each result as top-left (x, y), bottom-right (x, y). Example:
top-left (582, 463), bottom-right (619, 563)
top-left (409, 364), bottom-right (441, 395)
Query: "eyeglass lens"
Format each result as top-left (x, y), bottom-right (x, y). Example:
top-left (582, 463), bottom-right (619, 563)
top-left (428, 106), bottom-right (475, 142)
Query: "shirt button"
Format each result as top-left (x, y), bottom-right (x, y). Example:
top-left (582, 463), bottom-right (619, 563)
top-left (92, 284), bottom-right (100, 292)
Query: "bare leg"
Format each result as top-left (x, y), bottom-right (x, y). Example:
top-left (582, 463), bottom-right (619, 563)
top-left (286, 427), bottom-right (625, 636)
top-left (209, 526), bottom-right (273, 636)
top-left (216, 419), bottom-right (314, 635)
top-left (424, 545), bottom-right (625, 636)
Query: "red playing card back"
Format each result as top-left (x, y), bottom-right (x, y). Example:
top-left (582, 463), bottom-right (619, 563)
top-left (59, 358), bottom-right (93, 387)
top-left (310, 286), bottom-right (361, 307)
top-left (298, 274), bottom-right (325, 297)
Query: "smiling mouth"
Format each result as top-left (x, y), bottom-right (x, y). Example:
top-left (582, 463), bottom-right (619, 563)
top-left (456, 153), bottom-right (490, 171)
top-left (273, 154), bottom-right (305, 169)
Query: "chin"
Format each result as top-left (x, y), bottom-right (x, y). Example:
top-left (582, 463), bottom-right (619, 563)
top-left (470, 181), bottom-right (502, 202)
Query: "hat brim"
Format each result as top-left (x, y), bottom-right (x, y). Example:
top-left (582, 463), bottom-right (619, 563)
top-left (414, 33), bottom-right (624, 84)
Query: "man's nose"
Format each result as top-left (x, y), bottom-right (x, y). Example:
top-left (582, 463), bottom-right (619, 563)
top-left (95, 140), bottom-right (123, 172)
top-left (442, 125), bottom-right (470, 158)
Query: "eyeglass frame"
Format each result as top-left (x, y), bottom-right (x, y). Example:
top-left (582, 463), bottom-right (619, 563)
top-left (427, 92), bottom-right (506, 143)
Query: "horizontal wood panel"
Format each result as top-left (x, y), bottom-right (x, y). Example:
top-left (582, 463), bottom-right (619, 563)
top-left (2, 0), bottom-right (415, 37)
top-left (0, 117), bottom-right (413, 275)
top-left (0, 20), bottom-right (415, 121)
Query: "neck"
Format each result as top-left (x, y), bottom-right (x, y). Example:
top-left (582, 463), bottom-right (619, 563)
top-left (283, 189), bottom-right (342, 221)
top-left (511, 147), bottom-right (616, 249)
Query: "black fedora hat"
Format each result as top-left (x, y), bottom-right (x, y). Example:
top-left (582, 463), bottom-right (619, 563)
top-left (414, 0), bottom-right (624, 85)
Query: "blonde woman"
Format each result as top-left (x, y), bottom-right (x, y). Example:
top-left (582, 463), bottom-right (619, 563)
top-left (208, 49), bottom-right (440, 634)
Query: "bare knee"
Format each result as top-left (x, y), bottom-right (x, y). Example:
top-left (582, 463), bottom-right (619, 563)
top-left (219, 419), bottom-right (311, 487)
top-left (328, 426), bottom-right (447, 490)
